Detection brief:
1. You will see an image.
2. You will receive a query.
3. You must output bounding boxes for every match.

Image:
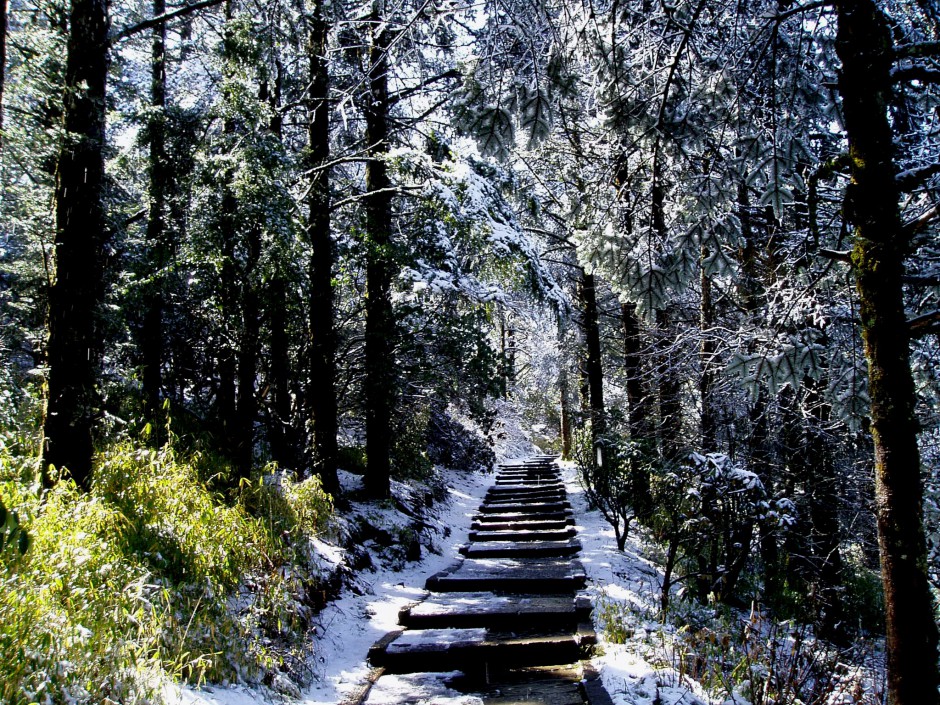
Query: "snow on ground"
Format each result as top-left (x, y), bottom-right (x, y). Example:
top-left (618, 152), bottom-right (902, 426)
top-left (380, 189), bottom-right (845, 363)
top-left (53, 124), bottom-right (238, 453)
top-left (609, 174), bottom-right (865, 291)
top-left (168, 464), bottom-right (494, 705)
top-left (560, 462), bottom-right (715, 705)
top-left (302, 467), bottom-right (495, 705)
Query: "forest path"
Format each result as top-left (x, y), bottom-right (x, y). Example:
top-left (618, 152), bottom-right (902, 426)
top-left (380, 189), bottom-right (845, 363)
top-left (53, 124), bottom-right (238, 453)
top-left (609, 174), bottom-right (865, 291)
top-left (363, 456), bottom-right (614, 704)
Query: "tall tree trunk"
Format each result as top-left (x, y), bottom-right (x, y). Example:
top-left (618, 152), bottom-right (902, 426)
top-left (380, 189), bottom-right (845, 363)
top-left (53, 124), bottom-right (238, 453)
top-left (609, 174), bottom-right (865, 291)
top-left (700, 253), bottom-right (716, 450)
top-left (621, 302), bottom-right (647, 439)
top-left (0, 0), bottom-right (8, 157)
top-left (142, 0), bottom-right (168, 425)
top-left (234, 267), bottom-right (259, 478)
top-left (622, 301), bottom-right (652, 518)
top-left (42, 0), bottom-right (110, 490)
top-left (580, 270), bottom-right (606, 442)
top-left (650, 145), bottom-right (682, 461)
top-left (363, 0), bottom-right (394, 499)
top-left (805, 377), bottom-right (847, 644)
top-left (267, 276), bottom-right (297, 471)
top-left (559, 365), bottom-right (572, 460)
top-left (656, 308), bottom-right (682, 462)
top-left (835, 1), bottom-right (940, 701)
top-left (306, 0), bottom-right (339, 497)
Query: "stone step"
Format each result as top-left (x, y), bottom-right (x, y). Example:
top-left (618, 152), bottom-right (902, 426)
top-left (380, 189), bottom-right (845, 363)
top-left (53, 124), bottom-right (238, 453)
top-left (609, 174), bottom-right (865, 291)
top-left (469, 528), bottom-right (577, 542)
top-left (448, 664), bottom-right (588, 705)
top-left (368, 626), bottom-right (595, 674)
top-left (488, 483), bottom-right (564, 495)
top-left (487, 486), bottom-right (564, 496)
top-left (426, 557), bottom-right (587, 593)
top-left (493, 476), bottom-right (558, 487)
top-left (461, 539), bottom-right (582, 559)
top-left (475, 510), bottom-right (573, 524)
top-left (471, 518), bottom-right (574, 531)
top-left (478, 501), bottom-right (571, 514)
top-left (399, 593), bottom-right (592, 630)
top-left (483, 494), bottom-right (566, 506)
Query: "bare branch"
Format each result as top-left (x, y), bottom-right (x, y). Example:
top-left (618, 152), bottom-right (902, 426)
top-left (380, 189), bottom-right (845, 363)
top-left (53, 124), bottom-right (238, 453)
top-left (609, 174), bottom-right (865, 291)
top-left (897, 163), bottom-right (940, 192)
top-left (895, 41), bottom-right (940, 60)
top-left (891, 64), bottom-right (940, 85)
top-left (111, 0), bottom-right (225, 44)
top-left (909, 309), bottom-right (940, 338)
top-left (389, 69), bottom-right (461, 106)
top-left (771, 0), bottom-right (830, 24)
top-left (903, 204), bottom-right (940, 238)
top-left (818, 248), bottom-right (852, 263)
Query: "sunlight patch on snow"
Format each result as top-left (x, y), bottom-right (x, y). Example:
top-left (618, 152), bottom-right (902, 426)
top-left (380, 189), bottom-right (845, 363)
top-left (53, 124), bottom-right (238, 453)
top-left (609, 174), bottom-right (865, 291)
top-left (364, 672), bottom-right (484, 705)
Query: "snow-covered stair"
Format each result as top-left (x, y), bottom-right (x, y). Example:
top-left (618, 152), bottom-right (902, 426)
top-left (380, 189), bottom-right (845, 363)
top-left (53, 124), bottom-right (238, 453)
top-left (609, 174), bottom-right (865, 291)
top-left (365, 456), bottom-right (614, 704)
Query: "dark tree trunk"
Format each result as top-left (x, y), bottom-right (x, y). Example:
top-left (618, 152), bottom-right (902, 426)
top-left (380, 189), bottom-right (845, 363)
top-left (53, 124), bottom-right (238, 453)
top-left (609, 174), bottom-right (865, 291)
top-left (622, 301), bottom-right (652, 518)
top-left (622, 302), bottom-right (648, 439)
top-left (234, 270), bottom-right (259, 477)
top-left (559, 366), bottom-right (572, 460)
top-left (835, 1), bottom-right (940, 701)
top-left (306, 0), bottom-right (339, 496)
top-left (141, 0), bottom-right (168, 425)
top-left (0, 0), bottom-right (8, 157)
top-left (363, 0), bottom-right (394, 499)
top-left (805, 378), bottom-right (847, 644)
top-left (42, 0), bottom-right (110, 490)
top-left (655, 308), bottom-right (682, 462)
top-left (700, 255), bottom-right (716, 450)
top-left (267, 276), bottom-right (297, 471)
top-left (580, 270), bottom-right (605, 441)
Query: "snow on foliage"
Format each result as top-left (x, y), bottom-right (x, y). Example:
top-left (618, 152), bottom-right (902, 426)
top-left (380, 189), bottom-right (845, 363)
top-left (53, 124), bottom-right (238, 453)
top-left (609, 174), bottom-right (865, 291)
top-left (392, 148), bottom-right (566, 312)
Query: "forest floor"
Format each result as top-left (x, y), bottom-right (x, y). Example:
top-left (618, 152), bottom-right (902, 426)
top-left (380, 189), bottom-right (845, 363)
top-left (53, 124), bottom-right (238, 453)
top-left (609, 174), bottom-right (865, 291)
top-left (164, 441), bottom-right (883, 705)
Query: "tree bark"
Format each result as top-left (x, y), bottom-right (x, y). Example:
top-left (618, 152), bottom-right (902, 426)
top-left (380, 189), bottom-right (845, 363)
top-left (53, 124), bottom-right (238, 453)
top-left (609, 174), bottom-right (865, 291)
top-left (0, 0), bottom-right (8, 157)
top-left (42, 0), bottom-right (110, 490)
top-left (656, 308), bottom-right (682, 462)
top-left (622, 302), bottom-right (648, 439)
top-left (363, 0), bottom-right (394, 499)
top-left (306, 0), bottom-right (340, 497)
top-left (580, 270), bottom-right (606, 442)
top-left (622, 301), bottom-right (652, 518)
top-left (700, 253), bottom-right (716, 450)
top-left (559, 365), bottom-right (572, 460)
top-left (835, 1), bottom-right (940, 701)
top-left (141, 0), bottom-right (168, 425)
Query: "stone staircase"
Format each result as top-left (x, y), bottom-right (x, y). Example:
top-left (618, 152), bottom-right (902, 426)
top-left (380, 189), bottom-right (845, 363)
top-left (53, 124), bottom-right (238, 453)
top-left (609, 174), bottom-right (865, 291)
top-left (366, 456), bottom-right (613, 704)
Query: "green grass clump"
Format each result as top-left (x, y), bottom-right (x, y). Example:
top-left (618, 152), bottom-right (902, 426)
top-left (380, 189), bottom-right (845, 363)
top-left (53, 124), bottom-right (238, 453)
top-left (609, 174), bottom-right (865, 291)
top-left (1, 456), bottom-right (162, 704)
top-left (0, 439), bottom-right (333, 703)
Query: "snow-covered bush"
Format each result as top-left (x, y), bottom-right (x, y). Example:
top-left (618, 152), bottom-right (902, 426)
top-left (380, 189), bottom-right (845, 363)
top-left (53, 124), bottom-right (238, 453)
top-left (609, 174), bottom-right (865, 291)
top-left (426, 404), bottom-right (495, 473)
top-left (574, 427), bottom-right (651, 551)
top-left (650, 452), bottom-right (795, 610)
top-left (0, 439), bottom-right (333, 702)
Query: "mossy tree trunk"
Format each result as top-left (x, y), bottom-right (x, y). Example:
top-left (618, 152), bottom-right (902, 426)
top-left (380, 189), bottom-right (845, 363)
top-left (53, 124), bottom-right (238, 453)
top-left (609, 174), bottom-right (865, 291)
top-left (142, 0), bottom-right (168, 426)
top-left (42, 0), bottom-right (110, 490)
top-left (835, 1), bottom-right (940, 701)
top-left (363, 0), bottom-right (393, 500)
top-left (307, 0), bottom-right (339, 497)
top-left (580, 270), bottom-right (605, 443)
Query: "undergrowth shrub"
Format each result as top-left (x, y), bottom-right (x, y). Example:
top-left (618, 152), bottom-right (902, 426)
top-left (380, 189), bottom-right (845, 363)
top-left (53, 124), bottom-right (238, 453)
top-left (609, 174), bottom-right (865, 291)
top-left (426, 403), bottom-right (495, 473)
top-left (1, 453), bottom-right (162, 704)
top-left (0, 438), bottom-right (334, 703)
top-left (392, 402), bottom-right (433, 481)
top-left (598, 592), bottom-right (884, 705)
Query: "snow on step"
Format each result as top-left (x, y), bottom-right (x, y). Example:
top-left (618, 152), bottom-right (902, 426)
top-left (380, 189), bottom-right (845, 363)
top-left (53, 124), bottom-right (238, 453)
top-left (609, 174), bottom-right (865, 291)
top-left (426, 557), bottom-right (587, 593)
top-left (474, 510), bottom-right (573, 524)
top-left (468, 527), bottom-right (577, 542)
top-left (460, 539), bottom-right (582, 559)
top-left (370, 628), bottom-right (589, 673)
top-left (471, 518), bottom-right (574, 531)
top-left (487, 484), bottom-right (564, 495)
top-left (400, 593), bottom-right (591, 629)
top-left (478, 501), bottom-right (571, 514)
